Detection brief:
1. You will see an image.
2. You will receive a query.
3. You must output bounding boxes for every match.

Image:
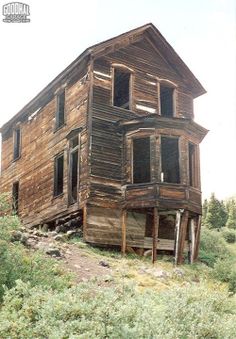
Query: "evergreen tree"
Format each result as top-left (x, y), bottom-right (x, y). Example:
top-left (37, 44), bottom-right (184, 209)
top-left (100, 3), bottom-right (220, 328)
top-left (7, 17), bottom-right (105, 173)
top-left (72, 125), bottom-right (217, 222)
top-left (205, 193), bottom-right (227, 229)
top-left (226, 199), bottom-right (236, 229)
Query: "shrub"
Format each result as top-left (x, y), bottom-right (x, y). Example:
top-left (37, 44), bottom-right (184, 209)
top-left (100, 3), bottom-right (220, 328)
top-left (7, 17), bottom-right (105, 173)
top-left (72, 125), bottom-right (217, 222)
top-left (221, 227), bottom-right (236, 243)
top-left (0, 213), bottom-right (72, 301)
top-left (0, 280), bottom-right (236, 338)
top-left (199, 227), bottom-right (232, 266)
top-left (212, 258), bottom-right (236, 294)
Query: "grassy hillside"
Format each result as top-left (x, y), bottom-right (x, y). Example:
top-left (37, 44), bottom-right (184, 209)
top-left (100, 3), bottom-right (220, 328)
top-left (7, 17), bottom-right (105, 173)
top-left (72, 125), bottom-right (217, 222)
top-left (0, 195), bottom-right (236, 338)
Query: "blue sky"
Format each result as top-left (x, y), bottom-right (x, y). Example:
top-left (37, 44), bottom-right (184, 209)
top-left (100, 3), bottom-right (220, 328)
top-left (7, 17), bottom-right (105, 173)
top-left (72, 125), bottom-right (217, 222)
top-left (0, 0), bottom-right (235, 199)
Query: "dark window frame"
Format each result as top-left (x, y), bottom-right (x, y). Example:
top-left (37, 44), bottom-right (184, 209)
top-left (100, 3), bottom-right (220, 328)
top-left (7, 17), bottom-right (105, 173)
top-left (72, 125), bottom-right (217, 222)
top-left (55, 89), bottom-right (65, 130)
top-left (112, 67), bottom-right (132, 110)
top-left (188, 142), bottom-right (197, 187)
top-left (132, 137), bottom-right (151, 184)
top-left (68, 135), bottom-right (80, 205)
top-left (12, 181), bottom-right (19, 215)
top-left (159, 83), bottom-right (175, 118)
top-left (13, 127), bottom-right (21, 161)
top-left (53, 153), bottom-right (64, 197)
top-left (161, 136), bottom-right (180, 184)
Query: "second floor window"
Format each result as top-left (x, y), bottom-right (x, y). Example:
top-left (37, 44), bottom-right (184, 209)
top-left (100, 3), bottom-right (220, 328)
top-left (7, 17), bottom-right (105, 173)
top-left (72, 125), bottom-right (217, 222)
top-left (55, 90), bottom-right (65, 129)
top-left (54, 153), bottom-right (64, 196)
top-left (13, 127), bottom-right (21, 160)
top-left (161, 136), bottom-right (180, 184)
top-left (113, 68), bottom-right (131, 109)
top-left (132, 137), bottom-right (151, 183)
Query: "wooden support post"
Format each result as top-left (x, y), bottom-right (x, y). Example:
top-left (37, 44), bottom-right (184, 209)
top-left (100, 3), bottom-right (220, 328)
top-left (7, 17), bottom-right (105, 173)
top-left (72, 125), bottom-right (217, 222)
top-left (193, 215), bottom-right (201, 261)
top-left (189, 218), bottom-right (196, 264)
top-left (82, 205), bottom-right (87, 240)
top-left (152, 207), bottom-right (159, 264)
top-left (174, 210), bottom-right (182, 266)
top-left (121, 209), bottom-right (127, 255)
top-left (177, 210), bottom-right (189, 265)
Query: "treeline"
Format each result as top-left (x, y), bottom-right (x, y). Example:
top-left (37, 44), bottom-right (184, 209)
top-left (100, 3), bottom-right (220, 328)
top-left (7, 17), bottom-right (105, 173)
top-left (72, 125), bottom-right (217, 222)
top-left (203, 194), bottom-right (236, 230)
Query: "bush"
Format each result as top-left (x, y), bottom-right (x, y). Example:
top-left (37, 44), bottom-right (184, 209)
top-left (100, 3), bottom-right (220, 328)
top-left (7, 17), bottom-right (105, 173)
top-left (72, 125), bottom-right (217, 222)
top-left (0, 213), bottom-right (72, 301)
top-left (212, 258), bottom-right (236, 294)
top-left (0, 280), bottom-right (235, 339)
top-left (199, 227), bottom-right (232, 266)
top-left (221, 227), bottom-right (236, 243)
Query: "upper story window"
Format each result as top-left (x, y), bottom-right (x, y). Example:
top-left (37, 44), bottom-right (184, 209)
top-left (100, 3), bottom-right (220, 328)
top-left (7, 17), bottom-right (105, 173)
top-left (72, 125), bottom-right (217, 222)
top-left (13, 127), bottom-right (21, 160)
top-left (188, 142), bottom-right (198, 187)
top-left (132, 137), bottom-right (151, 183)
top-left (161, 136), bottom-right (180, 184)
top-left (160, 82), bottom-right (176, 117)
top-left (113, 68), bottom-right (131, 109)
top-left (54, 153), bottom-right (64, 197)
top-left (55, 90), bottom-right (65, 130)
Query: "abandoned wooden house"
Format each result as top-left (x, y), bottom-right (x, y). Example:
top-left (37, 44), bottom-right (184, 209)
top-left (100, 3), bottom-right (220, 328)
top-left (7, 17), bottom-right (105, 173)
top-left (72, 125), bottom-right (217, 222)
top-left (0, 23), bottom-right (208, 264)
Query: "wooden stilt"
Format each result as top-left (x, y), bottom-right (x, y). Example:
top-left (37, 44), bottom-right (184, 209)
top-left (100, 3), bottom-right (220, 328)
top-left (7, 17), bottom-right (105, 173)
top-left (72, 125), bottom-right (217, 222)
top-left (83, 205), bottom-right (87, 239)
top-left (121, 209), bottom-right (127, 255)
top-left (152, 207), bottom-right (159, 263)
top-left (174, 210), bottom-right (182, 265)
top-left (193, 215), bottom-right (201, 261)
top-left (177, 210), bottom-right (189, 265)
top-left (189, 218), bottom-right (196, 264)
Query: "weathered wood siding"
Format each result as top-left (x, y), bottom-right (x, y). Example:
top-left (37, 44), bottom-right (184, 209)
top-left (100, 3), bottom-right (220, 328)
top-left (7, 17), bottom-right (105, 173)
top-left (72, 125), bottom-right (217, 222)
top-left (0, 71), bottom-right (90, 227)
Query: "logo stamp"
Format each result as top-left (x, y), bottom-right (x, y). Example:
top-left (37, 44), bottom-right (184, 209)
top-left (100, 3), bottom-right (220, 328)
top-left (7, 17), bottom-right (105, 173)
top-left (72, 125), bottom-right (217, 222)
top-left (2, 2), bottom-right (30, 23)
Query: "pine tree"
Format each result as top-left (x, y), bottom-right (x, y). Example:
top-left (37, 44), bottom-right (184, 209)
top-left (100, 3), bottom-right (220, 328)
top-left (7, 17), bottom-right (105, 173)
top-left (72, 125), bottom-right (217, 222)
top-left (204, 193), bottom-right (227, 229)
top-left (226, 199), bottom-right (236, 229)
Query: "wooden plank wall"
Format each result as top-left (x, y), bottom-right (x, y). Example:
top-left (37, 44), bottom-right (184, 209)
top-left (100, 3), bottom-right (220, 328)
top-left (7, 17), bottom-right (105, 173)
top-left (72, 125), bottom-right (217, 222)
top-left (0, 70), bottom-right (90, 227)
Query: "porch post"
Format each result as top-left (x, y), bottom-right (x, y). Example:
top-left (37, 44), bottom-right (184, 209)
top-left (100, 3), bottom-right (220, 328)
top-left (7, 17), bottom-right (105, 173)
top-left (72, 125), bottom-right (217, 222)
top-left (152, 207), bottom-right (159, 263)
top-left (193, 215), bottom-right (201, 261)
top-left (177, 210), bottom-right (189, 265)
top-left (189, 218), bottom-right (196, 264)
top-left (121, 209), bottom-right (127, 255)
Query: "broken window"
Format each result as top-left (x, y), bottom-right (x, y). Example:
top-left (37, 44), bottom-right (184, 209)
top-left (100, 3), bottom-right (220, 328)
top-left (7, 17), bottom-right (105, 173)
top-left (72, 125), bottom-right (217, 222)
top-left (189, 142), bottom-right (197, 187)
top-left (12, 181), bottom-right (19, 214)
top-left (113, 69), bottom-right (131, 109)
top-left (13, 127), bottom-right (21, 160)
top-left (133, 137), bottom-right (151, 183)
top-left (54, 153), bottom-right (64, 196)
top-left (55, 90), bottom-right (65, 129)
top-left (160, 85), bottom-right (174, 117)
top-left (69, 136), bottom-right (79, 204)
top-left (161, 137), bottom-right (180, 183)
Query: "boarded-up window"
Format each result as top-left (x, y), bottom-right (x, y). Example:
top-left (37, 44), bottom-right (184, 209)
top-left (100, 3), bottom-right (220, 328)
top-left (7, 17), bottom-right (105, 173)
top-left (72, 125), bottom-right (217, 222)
top-left (161, 137), bottom-right (180, 183)
top-left (160, 85), bottom-right (174, 117)
top-left (113, 69), bottom-right (130, 109)
top-left (133, 137), bottom-right (150, 183)
top-left (12, 181), bottom-right (19, 214)
top-left (13, 127), bottom-right (21, 160)
top-left (69, 136), bottom-right (79, 204)
top-left (55, 90), bottom-right (65, 129)
top-left (54, 153), bottom-right (64, 196)
top-left (189, 143), bottom-right (197, 187)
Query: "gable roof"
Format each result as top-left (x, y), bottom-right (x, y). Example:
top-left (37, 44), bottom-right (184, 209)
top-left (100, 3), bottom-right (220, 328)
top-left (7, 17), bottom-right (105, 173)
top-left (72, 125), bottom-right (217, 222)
top-left (0, 23), bottom-right (206, 134)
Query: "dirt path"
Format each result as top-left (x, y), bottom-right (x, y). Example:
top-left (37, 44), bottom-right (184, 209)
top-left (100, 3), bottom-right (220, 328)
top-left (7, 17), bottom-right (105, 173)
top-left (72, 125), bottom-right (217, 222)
top-left (28, 232), bottom-right (112, 283)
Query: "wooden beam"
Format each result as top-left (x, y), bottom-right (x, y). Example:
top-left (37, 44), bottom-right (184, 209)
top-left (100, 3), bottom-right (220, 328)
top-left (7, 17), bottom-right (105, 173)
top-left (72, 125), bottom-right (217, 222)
top-left (193, 215), bottom-right (201, 261)
top-left (189, 218), bottom-right (196, 264)
top-left (121, 209), bottom-right (127, 255)
top-left (174, 210), bottom-right (182, 265)
top-left (177, 210), bottom-right (189, 265)
top-left (152, 207), bottom-right (159, 263)
top-left (83, 205), bottom-right (87, 240)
